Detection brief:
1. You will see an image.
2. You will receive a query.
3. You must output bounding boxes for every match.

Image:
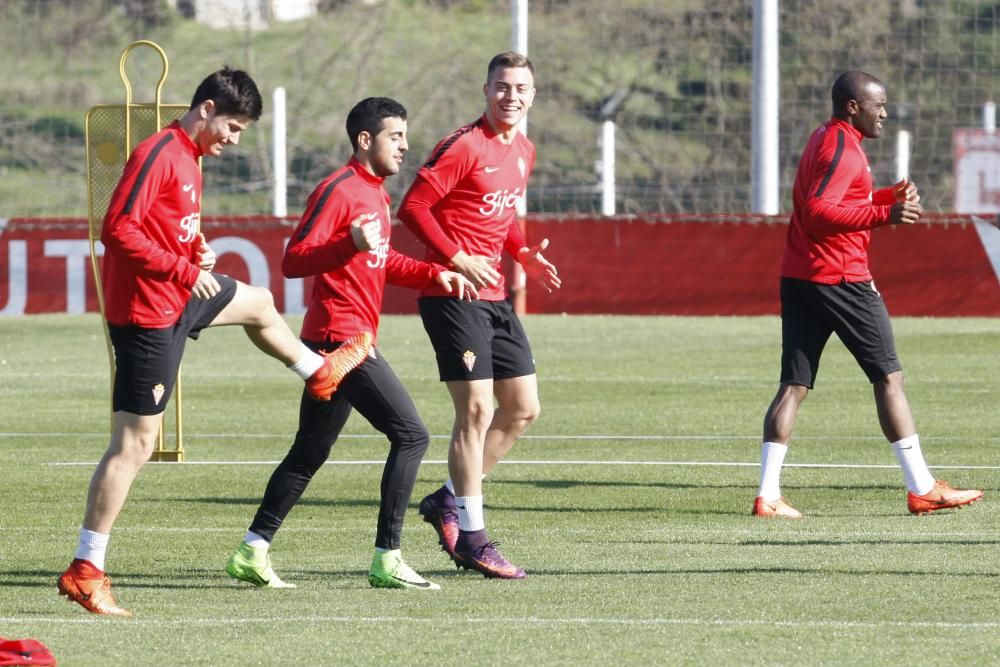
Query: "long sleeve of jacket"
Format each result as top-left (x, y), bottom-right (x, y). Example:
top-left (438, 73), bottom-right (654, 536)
top-left (385, 249), bottom-right (440, 290)
top-left (398, 174), bottom-right (461, 261)
top-left (801, 144), bottom-right (892, 235)
top-left (282, 183), bottom-right (361, 278)
top-left (102, 212), bottom-right (200, 288)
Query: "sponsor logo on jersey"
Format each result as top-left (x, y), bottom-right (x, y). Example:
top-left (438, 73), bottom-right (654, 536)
top-left (366, 238), bottom-right (389, 270)
top-left (484, 166), bottom-right (500, 173)
top-left (182, 183), bottom-right (197, 203)
top-left (517, 157), bottom-right (526, 178)
top-left (177, 212), bottom-right (200, 243)
top-left (479, 187), bottom-right (523, 217)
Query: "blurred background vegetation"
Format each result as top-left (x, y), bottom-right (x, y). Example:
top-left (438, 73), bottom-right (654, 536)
top-left (1, 0), bottom-right (998, 217)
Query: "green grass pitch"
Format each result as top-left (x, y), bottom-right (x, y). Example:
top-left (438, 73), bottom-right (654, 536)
top-left (0, 314), bottom-right (997, 665)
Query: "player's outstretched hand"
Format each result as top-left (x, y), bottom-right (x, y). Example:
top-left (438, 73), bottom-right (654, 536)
top-left (191, 269), bottom-right (221, 299)
top-left (435, 270), bottom-right (479, 301)
top-left (196, 233), bottom-right (217, 271)
top-left (890, 199), bottom-right (923, 226)
top-left (451, 251), bottom-right (501, 289)
top-left (350, 212), bottom-right (382, 251)
top-left (891, 178), bottom-right (920, 203)
top-left (517, 238), bottom-right (561, 292)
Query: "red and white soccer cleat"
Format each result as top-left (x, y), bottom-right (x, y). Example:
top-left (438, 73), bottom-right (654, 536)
top-left (907, 480), bottom-right (983, 515)
top-left (57, 559), bottom-right (132, 617)
top-left (752, 496), bottom-right (803, 519)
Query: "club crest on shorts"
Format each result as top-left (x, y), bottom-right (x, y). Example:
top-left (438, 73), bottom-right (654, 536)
top-left (462, 350), bottom-right (476, 372)
top-left (151, 383), bottom-right (165, 406)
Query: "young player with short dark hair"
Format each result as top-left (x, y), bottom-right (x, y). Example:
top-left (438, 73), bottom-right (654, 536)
top-left (225, 97), bottom-right (477, 591)
top-left (57, 67), bottom-right (368, 617)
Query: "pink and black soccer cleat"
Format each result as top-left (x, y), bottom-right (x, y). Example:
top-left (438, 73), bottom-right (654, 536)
top-left (418, 485), bottom-right (460, 561)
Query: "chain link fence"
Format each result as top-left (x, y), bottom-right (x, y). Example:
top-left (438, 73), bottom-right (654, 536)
top-left (1, 0), bottom-right (998, 217)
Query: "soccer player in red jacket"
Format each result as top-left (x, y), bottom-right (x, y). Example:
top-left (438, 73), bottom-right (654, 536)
top-left (398, 52), bottom-right (560, 579)
top-left (57, 68), bottom-right (367, 617)
top-left (225, 97), bottom-right (476, 591)
top-left (753, 71), bottom-right (983, 518)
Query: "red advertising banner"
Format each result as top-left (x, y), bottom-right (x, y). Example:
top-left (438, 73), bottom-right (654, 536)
top-left (2, 214), bottom-right (998, 317)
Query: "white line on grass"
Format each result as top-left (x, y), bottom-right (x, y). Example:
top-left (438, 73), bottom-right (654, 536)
top-left (45, 459), bottom-right (1000, 469)
top-left (0, 527), bottom-right (991, 540)
top-left (0, 615), bottom-right (996, 630)
top-left (7, 432), bottom-right (1000, 443)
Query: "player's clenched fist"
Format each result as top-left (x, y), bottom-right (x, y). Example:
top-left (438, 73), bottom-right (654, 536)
top-left (890, 199), bottom-right (922, 226)
top-left (350, 212), bottom-right (382, 251)
top-left (890, 178), bottom-right (920, 203)
top-left (195, 233), bottom-right (217, 271)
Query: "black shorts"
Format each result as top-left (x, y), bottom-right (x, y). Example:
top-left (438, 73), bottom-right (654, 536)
top-left (109, 274), bottom-right (237, 415)
top-left (780, 277), bottom-right (902, 388)
top-left (418, 297), bottom-right (536, 382)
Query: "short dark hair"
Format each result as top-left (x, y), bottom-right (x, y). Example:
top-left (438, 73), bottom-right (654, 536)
top-left (190, 67), bottom-right (263, 121)
top-left (487, 51), bottom-right (534, 82)
top-left (831, 71), bottom-right (884, 115)
top-left (346, 97), bottom-right (407, 153)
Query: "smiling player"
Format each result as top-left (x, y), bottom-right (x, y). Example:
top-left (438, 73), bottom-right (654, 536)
top-left (57, 67), bottom-right (369, 618)
top-left (398, 52), bottom-right (561, 579)
top-left (753, 71), bottom-right (983, 519)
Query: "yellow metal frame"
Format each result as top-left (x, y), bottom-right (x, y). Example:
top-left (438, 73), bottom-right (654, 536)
top-left (85, 40), bottom-right (194, 462)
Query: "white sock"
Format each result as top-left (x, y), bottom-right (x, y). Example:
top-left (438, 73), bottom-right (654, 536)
top-left (243, 530), bottom-right (270, 550)
top-left (891, 434), bottom-right (935, 495)
top-left (757, 441), bottom-right (789, 502)
top-left (455, 495), bottom-right (485, 532)
top-left (445, 476), bottom-right (484, 496)
top-left (74, 528), bottom-right (110, 571)
top-left (287, 343), bottom-right (324, 380)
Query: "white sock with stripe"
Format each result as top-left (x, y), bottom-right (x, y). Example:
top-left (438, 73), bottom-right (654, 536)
top-left (757, 441), bottom-right (788, 502)
top-left (455, 495), bottom-right (485, 532)
top-left (891, 434), bottom-right (935, 495)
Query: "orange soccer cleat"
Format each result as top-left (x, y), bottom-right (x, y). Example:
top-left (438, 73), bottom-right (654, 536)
top-left (752, 496), bottom-right (803, 519)
top-left (907, 480), bottom-right (984, 515)
top-left (305, 331), bottom-right (373, 401)
top-left (57, 559), bottom-right (132, 617)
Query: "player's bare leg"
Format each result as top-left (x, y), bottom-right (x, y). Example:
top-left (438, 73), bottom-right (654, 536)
top-left (210, 281), bottom-right (370, 400)
top-left (754, 383), bottom-right (809, 518)
top-left (83, 412), bottom-right (164, 533)
top-left (209, 282), bottom-right (302, 364)
top-left (481, 374), bottom-right (540, 476)
top-left (763, 382), bottom-right (809, 444)
top-left (873, 371), bottom-right (915, 443)
top-left (874, 371), bottom-right (984, 513)
top-left (59, 411), bottom-right (161, 617)
top-left (446, 378), bottom-right (494, 497)
top-left (423, 378), bottom-right (524, 578)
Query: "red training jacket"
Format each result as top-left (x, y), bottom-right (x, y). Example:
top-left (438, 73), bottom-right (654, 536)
top-left (781, 117), bottom-right (897, 284)
top-left (398, 115), bottom-right (535, 301)
top-left (283, 157), bottom-right (441, 344)
top-left (101, 121), bottom-right (204, 327)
